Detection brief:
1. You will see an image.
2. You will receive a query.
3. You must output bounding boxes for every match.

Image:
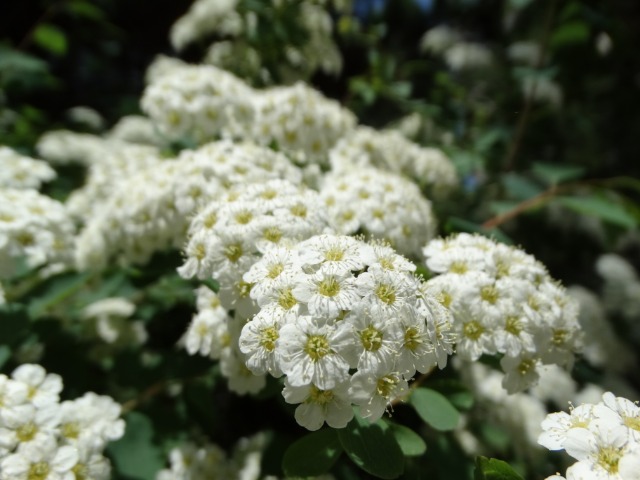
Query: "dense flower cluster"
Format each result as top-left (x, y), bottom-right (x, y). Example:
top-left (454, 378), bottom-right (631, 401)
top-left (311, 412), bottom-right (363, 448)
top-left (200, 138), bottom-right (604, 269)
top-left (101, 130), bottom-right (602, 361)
top-left (239, 234), bottom-right (455, 429)
top-left (0, 147), bottom-right (56, 190)
top-left (141, 64), bottom-right (255, 143)
top-left (106, 115), bottom-right (162, 146)
top-left (423, 233), bottom-right (582, 393)
top-left (0, 364), bottom-right (125, 479)
top-left (0, 189), bottom-right (75, 278)
top-left (539, 391), bottom-right (640, 479)
top-left (179, 179), bottom-right (329, 314)
top-left (142, 64), bottom-right (356, 160)
top-left (319, 166), bottom-right (436, 257)
top-left (76, 141), bottom-right (300, 269)
top-left (328, 126), bottom-right (457, 196)
top-left (66, 144), bottom-right (163, 219)
top-left (252, 82), bottom-right (356, 162)
top-left (156, 433), bottom-right (267, 480)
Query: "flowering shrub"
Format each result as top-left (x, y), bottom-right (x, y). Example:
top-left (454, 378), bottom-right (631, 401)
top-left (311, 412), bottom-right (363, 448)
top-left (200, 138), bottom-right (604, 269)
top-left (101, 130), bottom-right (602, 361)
top-left (1, 1), bottom-right (639, 479)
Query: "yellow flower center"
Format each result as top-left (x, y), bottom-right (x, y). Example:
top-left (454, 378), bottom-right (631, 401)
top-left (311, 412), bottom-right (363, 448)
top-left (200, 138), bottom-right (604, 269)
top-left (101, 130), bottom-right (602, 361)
top-left (375, 284), bottom-right (396, 305)
top-left (224, 243), bottom-right (243, 263)
top-left (278, 288), bottom-right (297, 310)
top-left (318, 277), bottom-right (341, 297)
top-left (307, 385), bottom-right (335, 405)
top-left (463, 321), bottom-right (484, 341)
top-left (259, 327), bottom-right (279, 351)
top-left (304, 335), bottom-right (331, 362)
top-left (16, 422), bottom-right (38, 442)
top-left (404, 327), bottom-right (422, 351)
top-left (28, 462), bottom-right (50, 480)
top-left (360, 326), bottom-right (383, 351)
top-left (324, 247), bottom-right (344, 262)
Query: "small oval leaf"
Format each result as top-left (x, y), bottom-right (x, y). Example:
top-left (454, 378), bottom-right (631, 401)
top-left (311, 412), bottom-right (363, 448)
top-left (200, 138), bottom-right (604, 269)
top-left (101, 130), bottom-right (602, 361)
top-left (337, 414), bottom-right (404, 479)
top-left (388, 423), bottom-right (427, 457)
top-left (410, 388), bottom-right (460, 431)
top-left (282, 428), bottom-right (342, 477)
top-left (474, 456), bottom-right (524, 480)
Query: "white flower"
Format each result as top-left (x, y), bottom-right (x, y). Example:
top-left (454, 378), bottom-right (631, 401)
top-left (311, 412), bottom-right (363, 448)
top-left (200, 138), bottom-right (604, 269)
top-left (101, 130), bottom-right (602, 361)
top-left (184, 310), bottom-right (229, 358)
top-left (282, 379), bottom-right (353, 431)
top-left (219, 348), bottom-right (266, 396)
top-left (11, 364), bottom-right (62, 409)
top-left (293, 265), bottom-right (359, 319)
top-left (0, 404), bottom-right (60, 452)
top-left (277, 316), bottom-right (351, 390)
top-left (238, 305), bottom-right (290, 377)
top-left (349, 371), bottom-right (408, 422)
top-left (340, 306), bottom-right (403, 376)
top-left (297, 235), bottom-right (371, 271)
top-left (1, 435), bottom-right (77, 480)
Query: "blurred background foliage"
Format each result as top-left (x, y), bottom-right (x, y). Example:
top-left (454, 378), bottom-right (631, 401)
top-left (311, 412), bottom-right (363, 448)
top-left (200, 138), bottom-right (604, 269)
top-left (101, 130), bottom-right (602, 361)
top-left (2, 0), bottom-right (640, 478)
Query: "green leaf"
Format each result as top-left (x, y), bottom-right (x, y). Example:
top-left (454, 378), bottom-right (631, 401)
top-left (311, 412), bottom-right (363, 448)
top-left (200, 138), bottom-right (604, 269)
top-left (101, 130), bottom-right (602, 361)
top-left (427, 379), bottom-right (475, 411)
top-left (0, 345), bottom-right (11, 369)
top-left (65, 0), bottom-right (105, 20)
top-left (282, 428), bottom-right (343, 477)
top-left (550, 21), bottom-right (589, 49)
top-left (532, 162), bottom-right (585, 185)
top-left (387, 423), bottom-right (426, 457)
top-left (27, 272), bottom-right (94, 319)
top-left (108, 412), bottom-right (164, 480)
top-left (0, 304), bottom-right (29, 345)
top-left (410, 388), bottom-right (460, 431)
top-left (557, 195), bottom-right (637, 229)
top-left (337, 414), bottom-right (404, 479)
top-left (33, 24), bottom-right (68, 56)
top-left (501, 173), bottom-right (543, 200)
top-left (474, 456), bottom-right (524, 480)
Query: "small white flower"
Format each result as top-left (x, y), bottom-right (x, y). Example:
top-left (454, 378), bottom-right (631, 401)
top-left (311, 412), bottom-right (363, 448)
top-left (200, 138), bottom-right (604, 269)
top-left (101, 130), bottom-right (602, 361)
top-left (293, 265), bottom-right (359, 319)
top-left (349, 371), bottom-right (408, 422)
top-left (12, 364), bottom-right (63, 409)
top-left (282, 379), bottom-right (354, 431)
top-left (277, 316), bottom-right (351, 390)
top-left (1, 435), bottom-right (78, 480)
top-left (238, 305), bottom-right (289, 377)
top-left (297, 234), bottom-right (371, 271)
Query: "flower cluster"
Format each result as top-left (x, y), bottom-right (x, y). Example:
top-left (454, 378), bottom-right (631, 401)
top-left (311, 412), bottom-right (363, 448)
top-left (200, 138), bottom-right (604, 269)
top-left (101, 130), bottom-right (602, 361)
top-left (82, 297), bottom-right (147, 347)
top-left (182, 286), bottom-right (266, 396)
top-left (423, 233), bottom-right (582, 393)
top-left (420, 25), bottom-right (493, 71)
top-left (66, 144), bottom-right (163, 219)
top-left (169, 0), bottom-right (242, 52)
top-left (106, 115), bottom-right (162, 146)
top-left (171, 0), bottom-right (342, 84)
top-left (0, 147), bottom-right (56, 190)
top-left (252, 82), bottom-right (356, 162)
top-left (156, 433), bottom-right (267, 480)
top-left (179, 179), bottom-right (329, 316)
top-left (141, 63), bottom-right (356, 160)
top-left (36, 130), bottom-right (120, 166)
top-left (319, 166), bottom-right (437, 258)
top-left (0, 364), bottom-right (125, 479)
top-left (75, 141), bottom-right (300, 270)
top-left (239, 234), bottom-right (455, 430)
top-left (328, 126), bottom-right (458, 197)
top-left (140, 64), bottom-right (255, 144)
top-left (539, 391), bottom-right (640, 479)
top-left (0, 189), bottom-right (76, 278)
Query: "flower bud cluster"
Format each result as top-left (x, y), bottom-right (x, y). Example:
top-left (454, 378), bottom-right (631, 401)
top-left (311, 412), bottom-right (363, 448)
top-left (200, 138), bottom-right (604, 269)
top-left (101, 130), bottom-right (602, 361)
top-left (239, 234), bottom-right (455, 430)
top-left (423, 233), bottom-right (582, 393)
top-left (328, 126), bottom-right (457, 197)
top-left (0, 364), bottom-right (125, 480)
top-left (178, 179), bottom-right (329, 316)
top-left (539, 391), bottom-right (640, 479)
top-left (0, 189), bottom-right (75, 278)
top-left (320, 166), bottom-right (437, 258)
top-left (75, 141), bottom-right (300, 270)
top-left (0, 146), bottom-right (56, 190)
top-left (156, 433), bottom-right (267, 480)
